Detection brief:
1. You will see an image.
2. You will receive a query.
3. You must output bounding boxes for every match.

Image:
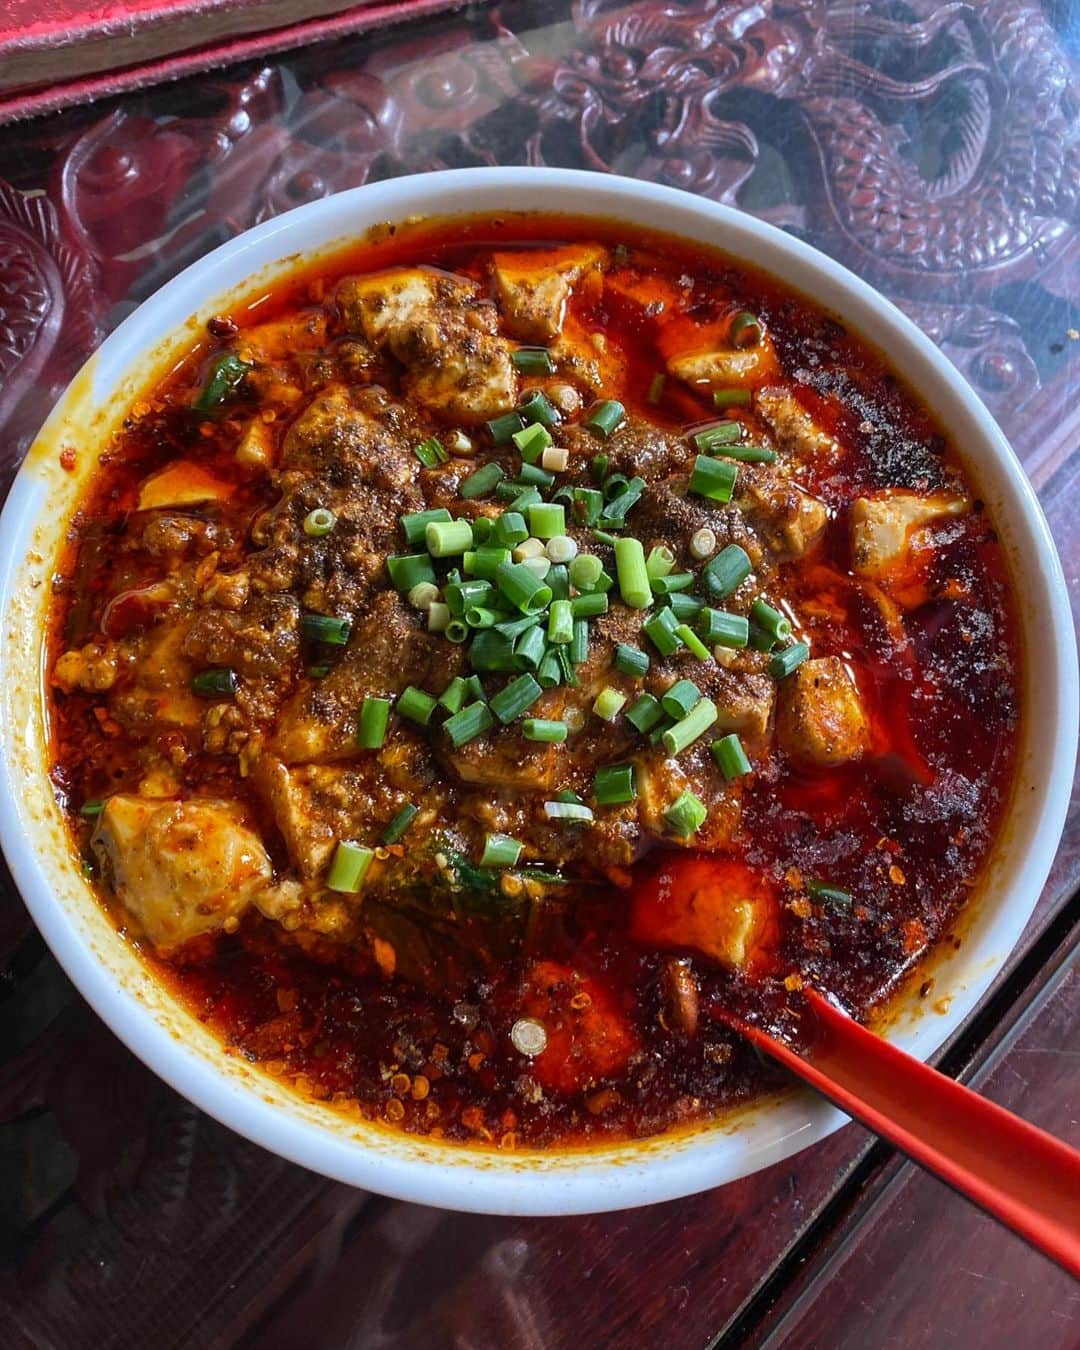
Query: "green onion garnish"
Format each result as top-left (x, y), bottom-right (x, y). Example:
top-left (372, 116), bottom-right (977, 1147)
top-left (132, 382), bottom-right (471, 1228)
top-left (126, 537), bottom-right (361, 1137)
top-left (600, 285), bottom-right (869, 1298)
top-left (701, 544), bottom-right (752, 600)
top-left (569, 553), bottom-right (604, 591)
top-left (569, 618), bottom-right (589, 665)
top-left (397, 686), bottom-right (437, 727)
top-left (444, 700), bottom-right (495, 747)
top-left (193, 351), bottom-right (253, 415)
top-left (662, 697), bottom-right (718, 754)
top-left (591, 453), bottom-right (609, 480)
top-left (543, 798), bottom-right (593, 821)
top-left (494, 512), bottom-right (528, 547)
top-left (513, 422), bottom-right (553, 463)
top-left (585, 399), bottom-right (625, 439)
top-left (666, 592), bottom-right (704, 622)
top-left (713, 388), bottom-right (752, 409)
top-left (664, 790), bottom-right (708, 838)
top-left (613, 644), bottom-right (650, 678)
top-left (712, 732), bottom-right (752, 780)
top-left (749, 598), bottom-right (793, 643)
top-left (769, 641), bottom-right (810, 679)
top-left (446, 620), bottom-right (469, 643)
top-left (572, 488), bottom-right (604, 526)
top-left (647, 373), bottom-right (666, 404)
top-left (527, 502), bottom-right (565, 540)
top-left (643, 606), bottom-right (684, 657)
top-left (472, 516), bottom-right (494, 544)
top-left (469, 628), bottom-right (519, 672)
top-left (516, 462), bottom-right (556, 488)
top-left (689, 455), bottom-right (739, 502)
top-left (192, 668), bottom-right (238, 697)
top-left (465, 605), bottom-right (499, 629)
top-left (537, 651), bottom-right (562, 688)
top-left (464, 546), bottom-right (512, 579)
top-left (518, 388), bottom-right (561, 428)
top-left (592, 528), bottom-right (619, 546)
top-left (524, 719), bottom-right (568, 743)
top-left (401, 507), bottom-right (451, 546)
top-left (570, 591), bottom-right (608, 619)
top-left (546, 562), bottom-right (571, 598)
top-left (730, 311), bottom-right (762, 348)
top-left (593, 686), bottom-right (627, 721)
top-left (356, 696), bottom-right (390, 748)
top-left (495, 611), bottom-right (541, 639)
top-left (387, 553), bottom-right (436, 593)
top-left (382, 803), bottom-right (419, 845)
top-left (439, 677), bottom-right (469, 715)
top-left (495, 560), bottom-right (552, 614)
top-left (661, 679), bottom-right (701, 719)
top-left (651, 571), bottom-right (694, 595)
top-left (717, 445), bottom-right (777, 463)
top-left (645, 545), bottom-right (675, 581)
top-left (627, 693), bottom-right (664, 734)
top-left (426, 519), bottom-right (474, 557)
top-left (460, 462), bottom-right (505, 499)
top-left (514, 625), bottom-right (547, 671)
top-left (327, 841), bottom-right (374, 893)
top-left (512, 347), bottom-right (555, 374)
top-left (303, 507), bottom-right (337, 537)
top-left (490, 673), bottom-right (542, 724)
top-left (748, 623), bottom-right (777, 652)
top-left (697, 609), bottom-right (749, 649)
top-left (307, 664), bottom-right (331, 678)
top-left (547, 598), bottom-right (574, 645)
top-left (807, 879), bottom-right (854, 911)
top-left (508, 485), bottom-right (543, 514)
top-left (594, 762), bottom-right (637, 805)
top-left (614, 537), bottom-right (651, 610)
top-left (80, 799), bottom-right (106, 819)
top-left (488, 411), bottom-right (524, 444)
top-left (481, 832), bottom-right (524, 868)
top-left (414, 436), bottom-right (447, 468)
top-left (692, 421), bottom-right (741, 452)
top-left (446, 578), bottom-right (495, 615)
top-left (675, 624), bottom-right (712, 661)
top-left (300, 613), bottom-right (351, 645)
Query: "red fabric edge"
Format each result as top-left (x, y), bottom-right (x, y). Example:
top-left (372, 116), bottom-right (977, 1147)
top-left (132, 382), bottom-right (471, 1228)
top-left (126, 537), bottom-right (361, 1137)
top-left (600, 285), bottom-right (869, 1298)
top-left (0, 0), bottom-right (467, 125)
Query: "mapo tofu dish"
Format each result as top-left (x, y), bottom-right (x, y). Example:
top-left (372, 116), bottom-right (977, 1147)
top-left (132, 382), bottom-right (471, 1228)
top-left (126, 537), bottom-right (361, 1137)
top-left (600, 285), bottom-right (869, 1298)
top-left (48, 215), bottom-right (1020, 1147)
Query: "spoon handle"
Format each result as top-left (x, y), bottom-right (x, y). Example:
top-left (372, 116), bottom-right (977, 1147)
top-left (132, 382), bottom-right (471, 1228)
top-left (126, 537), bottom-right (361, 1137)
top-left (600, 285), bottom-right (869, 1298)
top-left (743, 989), bottom-right (1080, 1278)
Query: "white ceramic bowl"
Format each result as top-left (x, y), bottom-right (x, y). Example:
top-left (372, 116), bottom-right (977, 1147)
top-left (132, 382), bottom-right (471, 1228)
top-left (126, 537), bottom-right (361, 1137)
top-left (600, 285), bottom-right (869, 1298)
top-left (0, 169), bottom-right (1074, 1215)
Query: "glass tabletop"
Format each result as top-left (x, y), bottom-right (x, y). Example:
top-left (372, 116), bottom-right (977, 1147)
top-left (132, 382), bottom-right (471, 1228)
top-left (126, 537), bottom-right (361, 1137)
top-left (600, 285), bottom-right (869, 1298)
top-left (0, 2), bottom-right (1076, 1345)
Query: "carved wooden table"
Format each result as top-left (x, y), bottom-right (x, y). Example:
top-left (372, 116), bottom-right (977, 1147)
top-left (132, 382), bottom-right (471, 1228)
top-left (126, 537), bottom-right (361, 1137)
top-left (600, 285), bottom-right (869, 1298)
top-left (1, 3), bottom-right (1077, 1347)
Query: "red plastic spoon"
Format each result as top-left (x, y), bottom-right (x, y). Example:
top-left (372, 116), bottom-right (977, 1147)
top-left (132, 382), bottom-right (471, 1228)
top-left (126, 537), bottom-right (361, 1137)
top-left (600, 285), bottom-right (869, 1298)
top-left (736, 989), bottom-right (1080, 1278)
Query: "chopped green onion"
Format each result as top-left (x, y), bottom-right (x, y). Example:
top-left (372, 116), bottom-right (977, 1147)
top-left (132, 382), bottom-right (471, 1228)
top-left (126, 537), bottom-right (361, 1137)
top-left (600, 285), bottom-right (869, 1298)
top-left (414, 436), bottom-right (447, 468)
top-left (490, 672), bottom-right (542, 724)
top-left (300, 613), bottom-right (352, 645)
top-left (306, 664), bottom-right (331, 678)
top-left (645, 545), bottom-right (675, 581)
top-left (569, 618), bottom-right (589, 665)
top-left (543, 799), bottom-right (593, 820)
top-left (555, 788), bottom-right (584, 805)
top-left (569, 554), bottom-right (603, 592)
top-left (397, 685), bottom-right (437, 726)
top-left (556, 644), bottom-right (579, 687)
top-left (426, 519), bottom-right (474, 557)
top-left (409, 582), bottom-right (440, 613)
top-left (713, 388), bottom-right (752, 409)
top-left (662, 697), bottom-right (718, 754)
top-left (537, 651), bottom-right (562, 688)
top-left (613, 644), bottom-right (650, 678)
top-left (769, 641), bottom-right (810, 679)
top-left (488, 411), bottom-right (524, 444)
top-left (514, 624), bottom-right (547, 671)
top-left (512, 347), bottom-right (555, 374)
top-left (445, 620), bottom-right (469, 644)
top-left (664, 790), bottom-right (708, 838)
top-left (382, 804), bottom-right (419, 845)
top-left (627, 693), bottom-right (664, 734)
top-left (193, 351), bottom-right (253, 415)
top-left (303, 507), bottom-right (337, 537)
top-left (518, 388), bottom-right (561, 428)
top-left (356, 696), bottom-right (390, 748)
top-left (508, 486), bottom-right (543, 513)
top-left (528, 502), bottom-right (565, 540)
top-left (614, 537), bottom-right (651, 610)
top-left (676, 624), bottom-right (712, 661)
top-left (547, 599), bottom-right (574, 645)
top-left (572, 488), bottom-right (604, 526)
top-left (461, 462), bottom-right (505, 499)
top-left (594, 762), bottom-right (637, 805)
top-left (661, 679), bottom-right (702, 718)
top-left (647, 372), bottom-right (666, 404)
top-left (513, 422), bottom-right (553, 463)
top-left (697, 609), bottom-right (749, 649)
top-left (495, 512), bottom-right (529, 547)
top-left (80, 799), bottom-right (106, 818)
top-left (495, 611), bottom-right (542, 639)
top-left (585, 399), bottom-right (625, 438)
top-left (666, 592), bottom-right (704, 622)
top-left (730, 310), bottom-right (762, 348)
top-left (807, 878), bottom-right (854, 911)
top-left (603, 473), bottom-right (630, 501)
top-left (701, 544), bottom-right (753, 600)
top-left (598, 476), bottom-right (646, 527)
top-left (327, 841), bottom-right (374, 893)
top-left (445, 700), bottom-right (495, 747)
top-left (592, 528), bottom-right (619, 546)
top-left (570, 591), bottom-right (608, 619)
top-left (401, 507), bottom-right (452, 546)
top-left (439, 677), bottom-right (469, 715)
top-left (522, 555), bottom-right (552, 583)
top-left (472, 516), bottom-right (494, 544)
top-left (712, 732), bottom-right (752, 780)
top-left (192, 668), bottom-right (238, 697)
top-left (525, 719), bottom-right (568, 743)
top-left (591, 453), bottom-right (609, 480)
top-left (464, 546), bottom-right (513, 579)
top-left (545, 538), bottom-right (577, 568)
top-left (748, 624), bottom-right (777, 652)
top-left (481, 833), bottom-right (524, 868)
top-left (465, 605), bottom-right (499, 629)
top-left (692, 421), bottom-right (741, 452)
top-left (495, 560), bottom-right (552, 614)
top-left (387, 553), bottom-right (436, 593)
top-left (593, 686), bottom-right (627, 721)
top-left (718, 444), bottom-right (777, 463)
top-left (689, 455), bottom-right (739, 502)
top-left (643, 606), bottom-right (684, 657)
top-left (446, 579), bottom-right (495, 615)
top-left (516, 462), bottom-right (556, 488)
top-left (750, 598), bottom-right (793, 643)
top-left (469, 629), bottom-right (518, 672)
top-left (651, 571), bottom-right (694, 595)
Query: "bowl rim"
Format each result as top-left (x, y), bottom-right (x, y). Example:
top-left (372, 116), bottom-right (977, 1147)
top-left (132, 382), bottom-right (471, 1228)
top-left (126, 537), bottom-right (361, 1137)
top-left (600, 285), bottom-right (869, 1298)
top-left (0, 166), bottom-right (1075, 1215)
